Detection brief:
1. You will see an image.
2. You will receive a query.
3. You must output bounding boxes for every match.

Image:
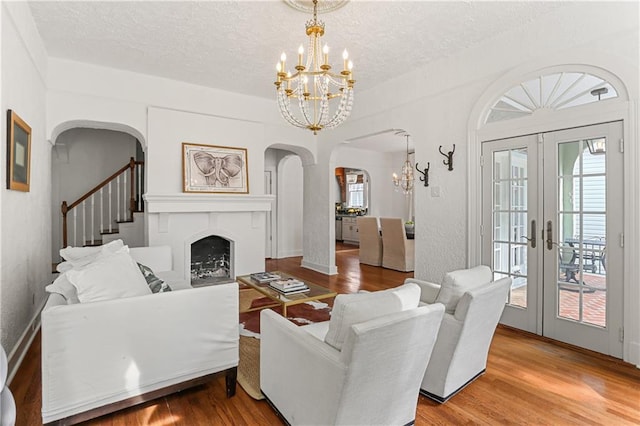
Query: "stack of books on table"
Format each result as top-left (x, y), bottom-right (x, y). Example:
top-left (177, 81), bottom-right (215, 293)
top-left (250, 272), bottom-right (282, 283)
top-left (268, 278), bottom-right (309, 294)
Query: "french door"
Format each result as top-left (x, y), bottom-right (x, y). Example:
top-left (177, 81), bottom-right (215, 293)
top-left (481, 121), bottom-right (623, 357)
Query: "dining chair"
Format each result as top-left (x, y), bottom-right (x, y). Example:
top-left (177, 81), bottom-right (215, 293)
top-left (380, 217), bottom-right (414, 272)
top-left (356, 216), bottom-right (382, 266)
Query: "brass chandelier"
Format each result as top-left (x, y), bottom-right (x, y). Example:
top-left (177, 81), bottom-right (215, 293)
top-left (392, 134), bottom-right (414, 195)
top-left (275, 0), bottom-right (355, 134)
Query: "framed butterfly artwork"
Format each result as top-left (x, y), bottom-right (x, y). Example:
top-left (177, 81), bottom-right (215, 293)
top-left (182, 143), bottom-right (249, 193)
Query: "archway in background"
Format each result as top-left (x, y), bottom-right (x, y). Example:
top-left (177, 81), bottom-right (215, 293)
top-left (264, 143), bottom-right (314, 261)
top-left (50, 119), bottom-right (146, 149)
top-left (51, 126), bottom-right (145, 261)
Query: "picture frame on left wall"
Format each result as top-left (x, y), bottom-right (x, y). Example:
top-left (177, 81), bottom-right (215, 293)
top-left (183, 142), bottom-right (249, 193)
top-left (6, 109), bottom-right (31, 192)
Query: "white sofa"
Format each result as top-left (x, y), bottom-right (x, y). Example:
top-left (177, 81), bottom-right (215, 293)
top-left (41, 244), bottom-right (239, 425)
top-left (406, 266), bottom-right (511, 402)
top-left (1, 345), bottom-right (16, 426)
top-left (260, 283), bottom-right (445, 425)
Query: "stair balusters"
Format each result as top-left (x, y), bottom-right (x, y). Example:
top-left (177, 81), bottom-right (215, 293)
top-left (61, 158), bottom-right (145, 248)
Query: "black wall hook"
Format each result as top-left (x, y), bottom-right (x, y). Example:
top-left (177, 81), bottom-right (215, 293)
top-left (439, 144), bottom-right (455, 171)
top-left (415, 162), bottom-right (430, 187)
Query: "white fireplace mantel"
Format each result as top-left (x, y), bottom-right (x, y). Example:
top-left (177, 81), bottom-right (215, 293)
top-left (144, 194), bottom-right (275, 213)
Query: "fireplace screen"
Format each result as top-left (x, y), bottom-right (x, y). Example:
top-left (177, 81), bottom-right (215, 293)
top-left (190, 236), bottom-right (232, 285)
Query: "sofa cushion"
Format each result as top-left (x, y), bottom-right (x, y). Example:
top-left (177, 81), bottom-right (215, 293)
top-left (66, 250), bottom-right (151, 303)
top-left (59, 239), bottom-right (125, 268)
top-left (138, 263), bottom-right (172, 293)
top-left (55, 262), bottom-right (74, 273)
top-left (324, 283), bottom-right (420, 351)
top-left (435, 265), bottom-right (493, 313)
top-left (45, 274), bottom-right (80, 304)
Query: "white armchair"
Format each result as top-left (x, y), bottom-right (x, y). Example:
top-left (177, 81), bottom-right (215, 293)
top-left (406, 266), bottom-right (511, 402)
top-left (260, 283), bottom-right (445, 425)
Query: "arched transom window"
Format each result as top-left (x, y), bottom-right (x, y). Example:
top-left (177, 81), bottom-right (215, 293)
top-left (486, 72), bottom-right (618, 123)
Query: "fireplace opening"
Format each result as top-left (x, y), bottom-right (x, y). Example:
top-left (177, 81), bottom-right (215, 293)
top-left (190, 235), bottom-right (233, 286)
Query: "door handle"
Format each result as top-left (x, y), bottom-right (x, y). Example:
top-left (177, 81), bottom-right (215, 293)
top-left (520, 219), bottom-right (537, 249)
top-left (546, 220), bottom-right (556, 250)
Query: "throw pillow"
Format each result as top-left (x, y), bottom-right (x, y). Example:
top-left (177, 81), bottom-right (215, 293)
top-left (324, 283), bottom-right (421, 351)
top-left (45, 274), bottom-right (80, 304)
top-left (435, 265), bottom-right (493, 314)
top-left (137, 263), bottom-right (172, 293)
top-left (66, 251), bottom-right (152, 303)
top-left (55, 262), bottom-right (73, 273)
top-left (59, 239), bottom-right (125, 268)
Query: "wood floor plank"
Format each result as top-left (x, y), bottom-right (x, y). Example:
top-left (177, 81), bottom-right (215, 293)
top-left (9, 247), bottom-right (640, 425)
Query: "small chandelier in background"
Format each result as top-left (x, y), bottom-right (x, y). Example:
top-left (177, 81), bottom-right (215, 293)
top-left (274, 0), bottom-right (355, 135)
top-left (392, 133), bottom-right (414, 195)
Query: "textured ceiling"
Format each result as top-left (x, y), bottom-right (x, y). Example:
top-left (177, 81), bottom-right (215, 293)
top-left (28, 0), bottom-right (565, 103)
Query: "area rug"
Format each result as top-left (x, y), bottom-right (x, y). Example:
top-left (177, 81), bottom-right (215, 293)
top-left (237, 287), bottom-right (333, 400)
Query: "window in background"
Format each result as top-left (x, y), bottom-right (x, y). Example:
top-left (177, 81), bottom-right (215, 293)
top-left (348, 183), bottom-right (364, 207)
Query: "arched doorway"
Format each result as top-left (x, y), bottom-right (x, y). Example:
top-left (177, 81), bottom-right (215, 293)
top-left (51, 126), bottom-right (145, 260)
top-left (264, 144), bottom-right (314, 261)
top-left (468, 65), bottom-right (633, 359)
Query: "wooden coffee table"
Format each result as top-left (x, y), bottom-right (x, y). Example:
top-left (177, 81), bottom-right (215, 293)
top-left (237, 271), bottom-right (336, 317)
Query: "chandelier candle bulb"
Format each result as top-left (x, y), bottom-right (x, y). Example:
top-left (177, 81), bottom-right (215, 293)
top-left (342, 49), bottom-right (349, 71)
top-left (280, 52), bottom-right (286, 72)
top-left (323, 44), bottom-right (329, 66)
top-left (298, 45), bottom-right (304, 66)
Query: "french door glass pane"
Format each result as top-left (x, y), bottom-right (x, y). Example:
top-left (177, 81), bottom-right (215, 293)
top-left (556, 140), bottom-right (607, 328)
top-left (492, 148), bottom-right (528, 308)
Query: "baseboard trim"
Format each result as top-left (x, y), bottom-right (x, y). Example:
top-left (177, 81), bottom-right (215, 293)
top-left (420, 369), bottom-right (486, 403)
top-left (276, 250), bottom-right (303, 259)
top-left (301, 259), bottom-right (338, 275)
top-left (7, 296), bottom-right (48, 384)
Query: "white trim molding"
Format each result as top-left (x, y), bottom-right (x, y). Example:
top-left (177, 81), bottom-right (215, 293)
top-left (144, 194), bottom-right (275, 213)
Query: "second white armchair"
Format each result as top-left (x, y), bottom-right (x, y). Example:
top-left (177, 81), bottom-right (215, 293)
top-left (406, 265), bottom-right (511, 402)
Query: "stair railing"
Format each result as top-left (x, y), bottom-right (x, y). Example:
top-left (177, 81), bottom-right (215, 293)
top-left (61, 158), bottom-right (144, 248)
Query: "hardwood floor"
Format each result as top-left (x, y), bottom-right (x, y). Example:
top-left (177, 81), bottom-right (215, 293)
top-left (11, 247), bottom-right (640, 425)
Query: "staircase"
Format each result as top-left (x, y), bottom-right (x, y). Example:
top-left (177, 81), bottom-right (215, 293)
top-left (61, 157), bottom-right (145, 248)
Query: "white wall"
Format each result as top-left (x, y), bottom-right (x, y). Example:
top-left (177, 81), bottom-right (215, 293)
top-left (298, 2), bottom-right (639, 362)
top-left (1, 2), bottom-right (50, 363)
top-left (51, 128), bottom-right (137, 257)
top-left (277, 155), bottom-right (303, 258)
top-left (145, 107), bottom-right (271, 276)
top-left (303, 2), bottom-right (639, 281)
